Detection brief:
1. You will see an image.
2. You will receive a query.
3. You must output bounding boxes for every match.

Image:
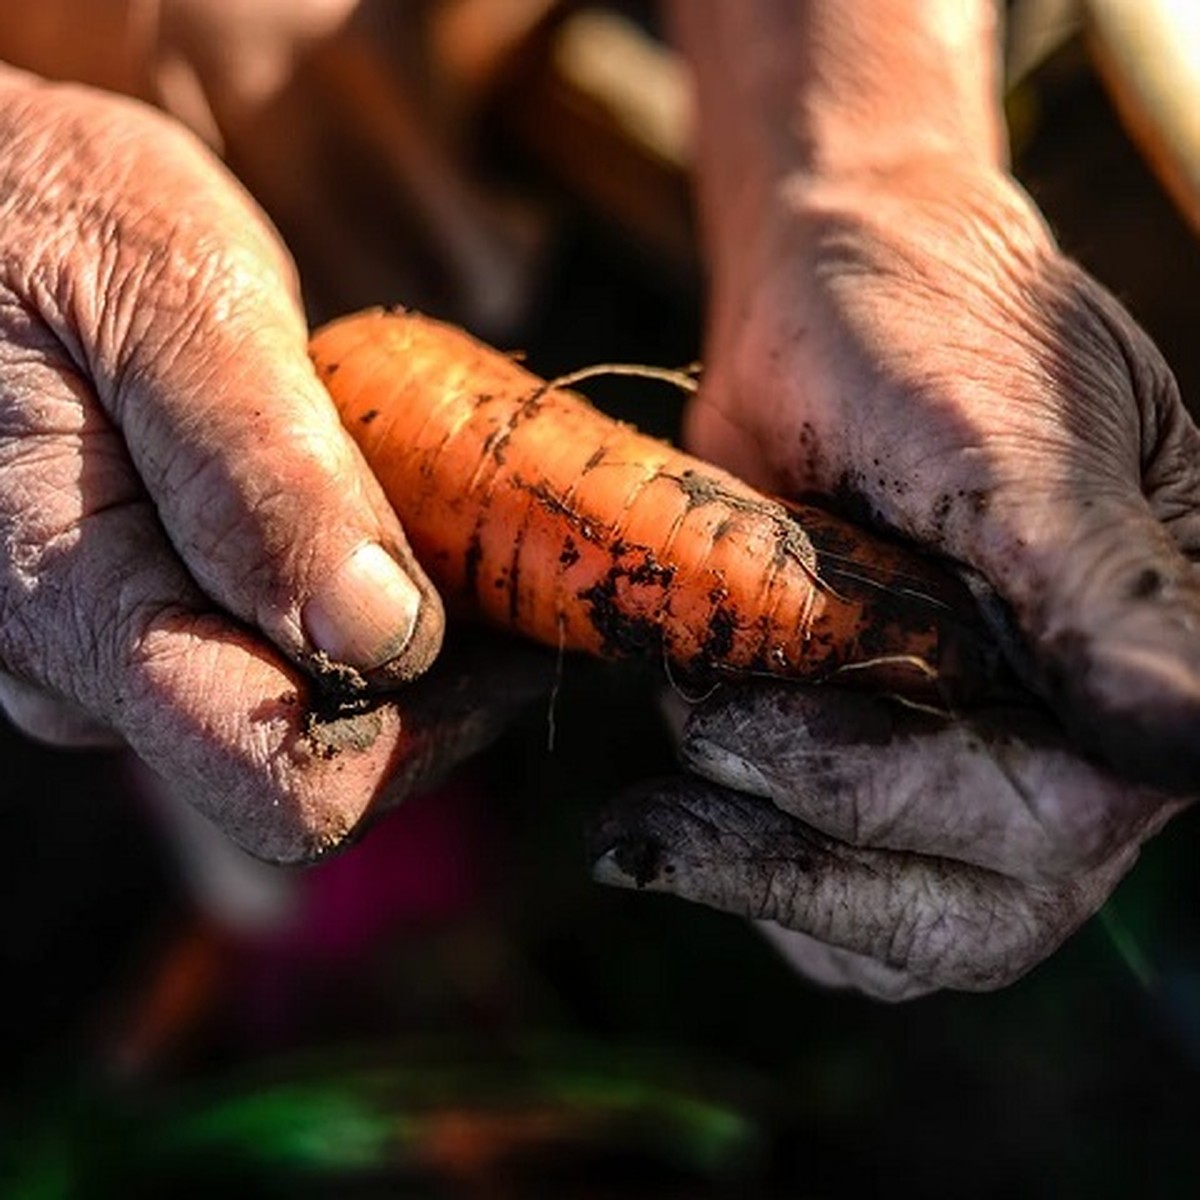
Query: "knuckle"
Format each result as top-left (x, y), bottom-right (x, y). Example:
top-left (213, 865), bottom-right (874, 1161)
top-left (96, 234), bottom-right (283, 408)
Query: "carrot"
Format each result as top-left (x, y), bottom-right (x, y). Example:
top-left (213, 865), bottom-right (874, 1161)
top-left (309, 309), bottom-right (1003, 700)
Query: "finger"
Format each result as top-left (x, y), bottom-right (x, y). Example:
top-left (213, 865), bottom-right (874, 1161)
top-left (0, 671), bottom-right (123, 749)
top-left (26, 93), bottom-right (443, 681)
top-left (588, 776), bottom-right (1134, 992)
top-left (681, 684), bottom-right (1175, 884)
top-left (105, 239), bottom-right (444, 683)
top-left (754, 922), bottom-right (935, 1002)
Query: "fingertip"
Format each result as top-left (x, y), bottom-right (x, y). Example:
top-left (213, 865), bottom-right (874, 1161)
top-left (978, 496), bottom-right (1200, 793)
top-left (301, 541), bottom-right (445, 682)
top-left (586, 775), bottom-right (806, 907)
top-left (681, 736), bottom-right (775, 798)
top-left (128, 625), bottom-right (404, 865)
top-left (590, 846), bottom-right (645, 891)
top-left (373, 572), bottom-right (446, 684)
top-left (1051, 631), bottom-right (1200, 792)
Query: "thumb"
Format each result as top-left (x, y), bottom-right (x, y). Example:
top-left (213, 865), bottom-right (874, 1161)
top-left (103, 277), bottom-right (447, 683)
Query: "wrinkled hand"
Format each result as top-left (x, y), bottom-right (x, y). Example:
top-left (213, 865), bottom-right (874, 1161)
top-left (591, 160), bottom-right (1198, 996)
top-left (0, 70), bottom-right (538, 863)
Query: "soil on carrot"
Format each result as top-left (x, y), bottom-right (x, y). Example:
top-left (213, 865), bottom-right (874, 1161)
top-left (577, 556), bottom-right (674, 658)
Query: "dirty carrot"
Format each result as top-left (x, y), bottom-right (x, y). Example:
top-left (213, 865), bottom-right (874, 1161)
top-left (309, 309), bottom-right (1002, 700)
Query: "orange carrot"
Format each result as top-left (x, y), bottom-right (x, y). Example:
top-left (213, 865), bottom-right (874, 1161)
top-left (310, 309), bottom-right (1001, 699)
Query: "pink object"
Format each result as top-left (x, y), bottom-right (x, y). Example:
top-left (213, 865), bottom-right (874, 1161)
top-left (270, 778), bottom-right (492, 963)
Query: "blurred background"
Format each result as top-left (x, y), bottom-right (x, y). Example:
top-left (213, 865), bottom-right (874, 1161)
top-left (4, 2), bottom-right (1200, 1196)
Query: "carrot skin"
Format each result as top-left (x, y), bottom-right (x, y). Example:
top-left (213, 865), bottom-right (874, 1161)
top-left (310, 309), bottom-right (1003, 700)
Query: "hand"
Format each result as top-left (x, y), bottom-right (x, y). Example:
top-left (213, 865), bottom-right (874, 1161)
top-left (592, 689), bottom-right (1187, 998)
top-left (0, 70), bottom-right (532, 862)
top-left (591, 159), bottom-right (1198, 995)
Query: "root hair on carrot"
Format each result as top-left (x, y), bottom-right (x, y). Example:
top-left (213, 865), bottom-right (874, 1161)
top-left (545, 362), bottom-right (702, 396)
top-left (827, 653), bottom-right (940, 683)
top-left (546, 609), bottom-right (567, 753)
top-left (660, 646), bottom-right (722, 706)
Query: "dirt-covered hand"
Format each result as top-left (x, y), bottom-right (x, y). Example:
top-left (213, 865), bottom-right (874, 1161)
top-left (590, 688), bottom-right (1188, 998)
top-left (592, 160), bottom-right (1198, 996)
top-left (689, 160), bottom-right (1200, 789)
top-left (0, 70), bottom-right (536, 863)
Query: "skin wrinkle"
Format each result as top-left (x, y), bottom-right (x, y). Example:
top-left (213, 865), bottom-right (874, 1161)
top-left (95, 571), bottom-right (184, 701)
top-left (125, 619), bottom-right (318, 823)
top-left (914, 884), bottom-right (1005, 986)
top-left (130, 618), bottom-right (277, 757)
top-left (1050, 519), bottom-right (1186, 641)
top-left (167, 440), bottom-right (331, 588)
top-left (1143, 429), bottom-right (1200, 539)
top-left (1153, 480), bottom-right (1200, 537)
top-left (1077, 279), bottom-right (1178, 468)
top-left (32, 570), bottom-right (141, 713)
top-left (884, 880), bottom-right (932, 973)
top-left (916, 901), bottom-right (958, 980)
top-left (2, 92), bottom-right (294, 436)
top-left (4, 157), bottom-right (152, 331)
top-left (872, 883), bottom-right (911, 969)
top-left (86, 231), bottom-right (184, 403)
top-left (755, 861), bottom-right (784, 924)
top-left (798, 175), bottom-right (1050, 302)
top-left (758, 290), bottom-right (1113, 556)
top-left (687, 686), bottom-right (1155, 884)
top-left (95, 247), bottom-right (242, 430)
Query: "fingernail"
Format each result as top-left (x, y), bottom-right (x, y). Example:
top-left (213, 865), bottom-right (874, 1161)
top-left (303, 543), bottom-right (422, 670)
top-left (682, 737), bottom-right (773, 798)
